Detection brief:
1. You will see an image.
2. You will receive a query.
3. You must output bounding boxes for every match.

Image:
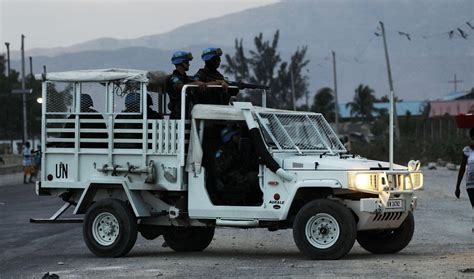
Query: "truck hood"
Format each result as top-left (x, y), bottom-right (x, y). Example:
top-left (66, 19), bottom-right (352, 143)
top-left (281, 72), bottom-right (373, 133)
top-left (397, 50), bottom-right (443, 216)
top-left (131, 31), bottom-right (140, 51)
top-left (281, 155), bottom-right (406, 171)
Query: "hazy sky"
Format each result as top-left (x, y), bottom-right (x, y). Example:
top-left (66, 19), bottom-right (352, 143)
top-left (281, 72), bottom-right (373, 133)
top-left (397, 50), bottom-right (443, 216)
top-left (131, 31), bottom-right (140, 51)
top-left (0, 0), bottom-right (279, 51)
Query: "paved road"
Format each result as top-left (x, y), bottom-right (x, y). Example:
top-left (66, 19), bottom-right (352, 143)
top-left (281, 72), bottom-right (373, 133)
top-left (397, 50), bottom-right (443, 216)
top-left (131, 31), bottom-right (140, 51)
top-left (0, 170), bottom-right (473, 278)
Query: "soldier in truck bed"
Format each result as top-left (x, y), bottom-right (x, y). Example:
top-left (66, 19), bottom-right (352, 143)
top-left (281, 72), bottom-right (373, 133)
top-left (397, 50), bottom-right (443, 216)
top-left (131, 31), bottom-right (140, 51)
top-left (194, 47), bottom-right (238, 105)
top-left (167, 51), bottom-right (228, 119)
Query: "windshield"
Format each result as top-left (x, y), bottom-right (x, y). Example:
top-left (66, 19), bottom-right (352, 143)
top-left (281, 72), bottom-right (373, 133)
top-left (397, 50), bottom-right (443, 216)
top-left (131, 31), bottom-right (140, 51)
top-left (256, 112), bottom-right (346, 153)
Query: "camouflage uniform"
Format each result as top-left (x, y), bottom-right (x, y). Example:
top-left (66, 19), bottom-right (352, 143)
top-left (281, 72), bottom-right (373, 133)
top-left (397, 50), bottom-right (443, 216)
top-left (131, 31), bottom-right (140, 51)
top-left (167, 69), bottom-right (197, 119)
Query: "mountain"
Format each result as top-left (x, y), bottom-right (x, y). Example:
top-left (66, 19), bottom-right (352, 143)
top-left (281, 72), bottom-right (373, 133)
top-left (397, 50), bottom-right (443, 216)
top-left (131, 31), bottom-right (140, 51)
top-left (9, 0), bottom-right (474, 103)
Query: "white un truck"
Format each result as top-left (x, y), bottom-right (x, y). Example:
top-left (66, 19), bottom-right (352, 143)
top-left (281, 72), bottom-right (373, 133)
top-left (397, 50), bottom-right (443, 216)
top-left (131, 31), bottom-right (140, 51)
top-left (33, 69), bottom-right (423, 260)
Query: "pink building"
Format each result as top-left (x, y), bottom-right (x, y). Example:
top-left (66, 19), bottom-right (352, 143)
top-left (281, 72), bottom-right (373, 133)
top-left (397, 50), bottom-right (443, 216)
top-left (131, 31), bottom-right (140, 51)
top-left (429, 91), bottom-right (474, 117)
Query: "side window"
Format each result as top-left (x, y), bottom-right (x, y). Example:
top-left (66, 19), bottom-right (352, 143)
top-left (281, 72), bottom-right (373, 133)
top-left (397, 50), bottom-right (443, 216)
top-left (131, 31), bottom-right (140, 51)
top-left (45, 82), bottom-right (74, 114)
top-left (79, 83), bottom-right (107, 114)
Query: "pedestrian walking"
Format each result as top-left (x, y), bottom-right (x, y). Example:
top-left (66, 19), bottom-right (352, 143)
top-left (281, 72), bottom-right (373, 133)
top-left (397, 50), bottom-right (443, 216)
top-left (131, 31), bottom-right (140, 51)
top-left (22, 142), bottom-right (33, 184)
top-left (31, 145), bottom-right (42, 180)
top-left (455, 127), bottom-right (474, 233)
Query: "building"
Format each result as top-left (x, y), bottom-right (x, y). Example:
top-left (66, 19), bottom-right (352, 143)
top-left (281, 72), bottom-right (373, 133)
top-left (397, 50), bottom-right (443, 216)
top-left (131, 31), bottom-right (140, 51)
top-left (429, 90), bottom-right (474, 117)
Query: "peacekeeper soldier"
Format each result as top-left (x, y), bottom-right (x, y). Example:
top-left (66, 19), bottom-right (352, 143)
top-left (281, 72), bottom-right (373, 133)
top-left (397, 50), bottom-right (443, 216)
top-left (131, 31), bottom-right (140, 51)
top-left (195, 47), bottom-right (238, 105)
top-left (214, 126), bottom-right (260, 205)
top-left (168, 51), bottom-right (224, 119)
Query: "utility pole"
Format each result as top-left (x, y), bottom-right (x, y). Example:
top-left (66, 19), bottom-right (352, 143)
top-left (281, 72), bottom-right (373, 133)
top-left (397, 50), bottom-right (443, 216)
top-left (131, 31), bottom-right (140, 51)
top-left (21, 34), bottom-right (28, 144)
top-left (290, 69), bottom-right (297, 111)
top-left (29, 56), bottom-right (33, 77)
top-left (4, 43), bottom-right (12, 152)
top-left (4, 42), bottom-right (11, 78)
top-left (332, 50), bottom-right (339, 134)
top-left (379, 21), bottom-right (400, 170)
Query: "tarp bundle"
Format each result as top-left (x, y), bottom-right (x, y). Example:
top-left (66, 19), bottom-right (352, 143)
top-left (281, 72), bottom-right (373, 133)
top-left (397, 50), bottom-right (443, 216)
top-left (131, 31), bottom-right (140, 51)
top-left (35, 68), bottom-right (150, 83)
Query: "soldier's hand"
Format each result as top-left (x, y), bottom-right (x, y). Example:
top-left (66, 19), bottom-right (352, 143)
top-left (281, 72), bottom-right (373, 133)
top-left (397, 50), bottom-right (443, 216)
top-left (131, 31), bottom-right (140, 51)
top-left (455, 187), bottom-right (460, 199)
top-left (220, 80), bottom-right (229, 92)
top-left (195, 81), bottom-right (206, 92)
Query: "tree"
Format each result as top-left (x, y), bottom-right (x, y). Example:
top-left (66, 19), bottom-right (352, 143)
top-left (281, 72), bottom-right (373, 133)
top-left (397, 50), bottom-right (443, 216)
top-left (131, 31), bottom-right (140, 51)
top-left (223, 30), bottom-right (310, 109)
top-left (311, 87), bottom-right (336, 122)
top-left (346, 84), bottom-right (378, 123)
top-left (0, 55), bottom-right (5, 75)
top-left (419, 101), bottom-right (430, 117)
top-left (378, 94), bottom-right (403, 103)
top-left (0, 55), bottom-right (43, 145)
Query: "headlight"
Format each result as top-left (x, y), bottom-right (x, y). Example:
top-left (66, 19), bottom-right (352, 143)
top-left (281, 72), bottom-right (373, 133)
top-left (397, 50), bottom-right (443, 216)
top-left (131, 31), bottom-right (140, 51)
top-left (348, 172), bottom-right (380, 193)
top-left (411, 172), bottom-right (423, 190)
top-left (401, 173), bottom-right (424, 190)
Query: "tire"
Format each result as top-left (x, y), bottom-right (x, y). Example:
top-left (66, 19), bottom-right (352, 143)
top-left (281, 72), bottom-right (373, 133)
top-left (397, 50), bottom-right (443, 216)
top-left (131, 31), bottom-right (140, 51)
top-left (357, 212), bottom-right (415, 254)
top-left (83, 198), bottom-right (137, 257)
top-left (163, 227), bottom-right (215, 252)
top-left (293, 199), bottom-right (356, 260)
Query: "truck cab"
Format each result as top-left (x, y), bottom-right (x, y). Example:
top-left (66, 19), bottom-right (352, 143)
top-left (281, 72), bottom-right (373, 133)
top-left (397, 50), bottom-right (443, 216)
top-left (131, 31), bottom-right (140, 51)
top-left (34, 69), bottom-right (423, 260)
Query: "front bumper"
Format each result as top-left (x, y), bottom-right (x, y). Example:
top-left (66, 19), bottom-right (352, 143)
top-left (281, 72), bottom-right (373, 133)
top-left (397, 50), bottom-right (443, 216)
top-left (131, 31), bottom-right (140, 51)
top-left (360, 194), bottom-right (417, 213)
top-left (345, 192), bottom-right (417, 231)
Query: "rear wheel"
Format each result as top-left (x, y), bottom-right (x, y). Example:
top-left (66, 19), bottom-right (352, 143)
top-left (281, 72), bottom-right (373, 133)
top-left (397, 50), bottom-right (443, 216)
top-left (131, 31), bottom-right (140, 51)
top-left (357, 212), bottom-right (415, 254)
top-left (83, 198), bottom-right (137, 257)
top-left (293, 199), bottom-right (356, 260)
top-left (163, 227), bottom-right (215, 252)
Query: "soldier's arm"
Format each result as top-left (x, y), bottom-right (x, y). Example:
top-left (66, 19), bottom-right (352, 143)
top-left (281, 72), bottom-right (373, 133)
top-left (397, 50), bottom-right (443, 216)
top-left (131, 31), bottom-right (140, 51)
top-left (204, 80), bottom-right (229, 92)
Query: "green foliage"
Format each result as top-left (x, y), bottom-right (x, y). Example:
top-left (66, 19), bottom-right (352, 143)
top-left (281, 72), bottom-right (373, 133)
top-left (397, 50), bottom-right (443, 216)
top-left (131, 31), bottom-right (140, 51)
top-left (311, 87), bottom-right (336, 122)
top-left (346, 84), bottom-right (378, 123)
top-left (223, 30), bottom-right (310, 109)
top-left (370, 109), bottom-right (389, 138)
top-left (378, 95), bottom-right (402, 102)
top-left (0, 55), bottom-right (5, 75)
top-left (0, 54), bottom-right (42, 141)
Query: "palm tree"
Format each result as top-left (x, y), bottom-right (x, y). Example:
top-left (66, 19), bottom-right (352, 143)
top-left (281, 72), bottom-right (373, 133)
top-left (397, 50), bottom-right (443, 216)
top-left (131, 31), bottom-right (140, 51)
top-left (311, 87), bottom-right (336, 122)
top-left (346, 84), bottom-right (377, 122)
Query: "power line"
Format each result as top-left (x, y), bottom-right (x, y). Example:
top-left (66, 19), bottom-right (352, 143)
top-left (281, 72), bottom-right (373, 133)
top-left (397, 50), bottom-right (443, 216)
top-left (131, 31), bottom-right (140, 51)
top-left (383, 18), bottom-right (473, 40)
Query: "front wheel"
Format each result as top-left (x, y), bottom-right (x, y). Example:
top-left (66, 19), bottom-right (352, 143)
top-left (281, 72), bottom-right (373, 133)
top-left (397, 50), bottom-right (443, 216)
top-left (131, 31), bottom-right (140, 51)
top-left (83, 198), bottom-right (137, 257)
top-left (293, 199), bottom-right (356, 260)
top-left (357, 212), bottom-right (415, 254)
top-left (163, 227), bottom-right (215, 252)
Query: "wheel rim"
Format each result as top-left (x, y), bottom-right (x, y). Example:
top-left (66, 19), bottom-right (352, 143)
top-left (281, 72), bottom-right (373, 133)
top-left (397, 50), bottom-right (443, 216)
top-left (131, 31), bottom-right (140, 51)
top-left (305, 213), bottom-right (340, 249)
top-left (92, 212), bottom-right (120, 246)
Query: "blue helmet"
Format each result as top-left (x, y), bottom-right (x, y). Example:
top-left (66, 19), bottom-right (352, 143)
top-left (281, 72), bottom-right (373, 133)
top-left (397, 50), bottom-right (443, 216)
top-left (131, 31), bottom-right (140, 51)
top-left (171, 51), bottom-right (193, 65)
top-left (221, 126), bottom-right (238, 143)
top-left (201, 47), bottom-right (223, 61)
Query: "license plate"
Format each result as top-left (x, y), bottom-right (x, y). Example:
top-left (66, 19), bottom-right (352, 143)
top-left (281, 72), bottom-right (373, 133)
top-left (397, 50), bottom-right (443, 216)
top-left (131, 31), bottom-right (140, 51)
top-left (387, 199), bottom-right (404, 209)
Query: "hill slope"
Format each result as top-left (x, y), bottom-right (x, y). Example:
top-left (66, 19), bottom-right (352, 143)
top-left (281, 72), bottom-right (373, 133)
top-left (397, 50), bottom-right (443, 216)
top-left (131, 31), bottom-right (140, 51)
top-left (10, 0), bottom-right (474, 103)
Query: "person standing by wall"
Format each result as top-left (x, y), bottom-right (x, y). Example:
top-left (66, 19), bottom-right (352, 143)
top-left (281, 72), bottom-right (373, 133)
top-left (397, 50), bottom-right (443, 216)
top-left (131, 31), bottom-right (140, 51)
top-left (22, 142), bottom-right (33, 184)
top-left (455, 127), bottom-right (474, 233)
